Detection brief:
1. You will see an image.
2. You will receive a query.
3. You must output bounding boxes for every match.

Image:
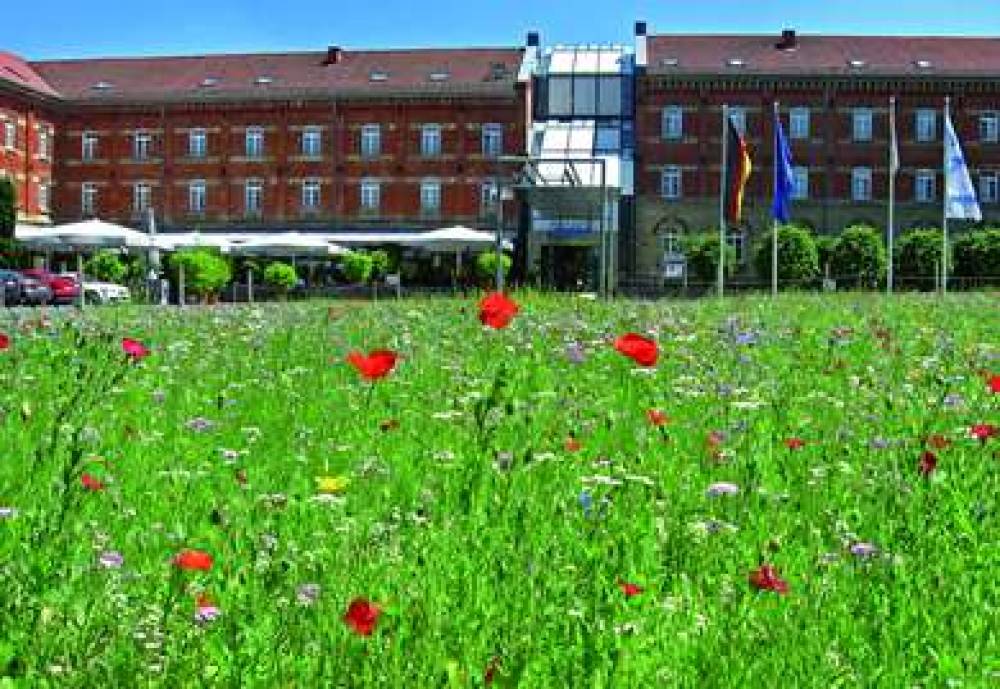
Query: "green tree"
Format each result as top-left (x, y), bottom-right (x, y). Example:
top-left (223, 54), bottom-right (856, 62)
top-left (683, 233), bottom-right (737, 283)
top-left (0, 178), bottom-right (15, 240)
top-left (85, 250), bottom-right (127, 283)
top-left (475, 251), bottom-right (512, 282)
top-left (830, 225), bottom-right (887, 287)
top-left (896, 228), bottom-right (944, 280)
top-left (952, 228), bottom-right (1000, 278)
top-left (341, 251), bottom-right (374, 284)
top-left (263, 261), bottom-right (298, 294)
top-left (753, 224), bottom-right (819, 286)
top-left (369, 249), bottom-right (393, 280)
top-left (168, 249), bottom-right (231, 298)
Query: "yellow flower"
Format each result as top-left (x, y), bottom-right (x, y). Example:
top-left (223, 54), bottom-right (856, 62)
top-left (315, 475), bottom-right (350, 494)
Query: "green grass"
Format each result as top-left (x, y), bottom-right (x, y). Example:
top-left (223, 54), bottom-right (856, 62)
top-left (0, 293), bottom-right (998, 688)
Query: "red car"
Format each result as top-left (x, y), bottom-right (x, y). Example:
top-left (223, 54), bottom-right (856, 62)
top-left (19, 269), bottom-right (81, 304)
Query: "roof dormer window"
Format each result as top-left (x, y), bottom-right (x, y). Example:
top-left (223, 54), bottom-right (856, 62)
top-left (914, 59), bottom-right (933, 70)
top-left (726, 58), bottom-right (745, 68)
top-left (429, 71), bottom-right (450, 82)
top-left (848, 59), bottom-right (867, 69)
top-left (254, 76), bottom-right (274, 86)
top-left (369, 70), bottom-right (389, 82)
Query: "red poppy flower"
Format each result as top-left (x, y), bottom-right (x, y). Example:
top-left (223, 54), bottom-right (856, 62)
top-left (646, 409), bottom-right (669, 427)
top-left (926, 434), bottom-right (951, 450)
top-left (564, 436), bottom-right (582, 453)
top-left (918, 451), bottom-right (938, 477)
top-left (122, 338), bottom-right (150, 360)
top-left (784, 437), bottom-right (805, 450)
top-left (0, 333), bottom-right (10, 351)
top-left (172, 549), bottom-right (214, 571)
top-left (748, 564), bottom-right (789, 594)
top-left (989, 374), bottom-right (1000, 394)
top-left (613, 333), bottom-right (658, 367)
top-left (478, 292), bottom-right (519, 329)
top-left (970, 424), bottom-right (997, 443)
top-left (484, 656), bottom-right (501, 686)
top-left (618, 580), bottom-right (643, 597)
top-left (346, 350), bottom-right (398, 381)
top-left (81, 473), bottom-right (105, 491)
top-left (343, 597), bottom-right (381, 636)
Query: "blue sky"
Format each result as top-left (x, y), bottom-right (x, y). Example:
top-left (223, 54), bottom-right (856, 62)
top-left (10, 0), bottom-right (1000, 59)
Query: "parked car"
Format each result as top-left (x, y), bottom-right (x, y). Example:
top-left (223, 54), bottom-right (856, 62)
top-left (58, 273), bottom-right (131, 304)
top-left (19, 269), bottom-right (81, 305)
top-left (0, 269), bottom-right (53, 306)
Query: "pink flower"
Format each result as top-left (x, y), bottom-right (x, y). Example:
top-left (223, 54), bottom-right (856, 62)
top-left (122, 338), bottom-right (150, 360)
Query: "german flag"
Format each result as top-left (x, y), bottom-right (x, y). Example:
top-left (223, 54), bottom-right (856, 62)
top-left (723, 115), bottom-right (752, 224)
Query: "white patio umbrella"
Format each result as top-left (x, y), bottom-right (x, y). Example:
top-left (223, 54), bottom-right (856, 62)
top-left (227, 233), bottom-right (347, 302)
top-left (408, 226), bottom-right (513, 282)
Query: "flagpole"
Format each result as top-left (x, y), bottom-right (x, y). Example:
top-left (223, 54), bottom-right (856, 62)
top-left (772, 101), bottom-right (779, 297)
top-left (942, 96), bottom-right (950, 296)
top-left (719, 104), bottom-right (728, 298)
top-left (887, 96), bottom-right (896, 295)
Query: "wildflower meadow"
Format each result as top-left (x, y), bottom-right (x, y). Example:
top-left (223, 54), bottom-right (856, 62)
top-left (0, 293), bottom-right (997, 687)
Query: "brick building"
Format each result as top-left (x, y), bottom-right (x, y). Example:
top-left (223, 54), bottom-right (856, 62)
top-left (632, 27), bottom-right (1000, 285)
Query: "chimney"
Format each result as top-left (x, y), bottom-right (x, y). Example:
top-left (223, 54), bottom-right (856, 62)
top-left (776, 29), bottom-right (797, 50)
top-left (526, 31), bottom-right (540, 48)
top-left (324, 46), bottom-right (343, 65)
top-left (635, 21), bottom-right (648, 37)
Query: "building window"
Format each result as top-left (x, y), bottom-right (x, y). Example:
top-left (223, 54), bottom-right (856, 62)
top-left (789, 107), bottom-right (810, 140)
top-left (301, 127), bottom-right (321, 157)
top-left (482, 123), bottom-right (503, 158)
top-left (792, 166), bottom-right (809, 200)
top-left (980, 172), bottom-right (998, 203)
top-left (188, 129), bottom-right (207, 158)
top-left (660, 166), bottom-right (682, 199)
top-left (915, 109), bottom-right (937, 143)
top-left (82, 132), bottom-right (98, 161)
top-left (360, 178), bottom-right (380, 212)
top-left (3, 121), bottom-right (14, 149)
top-left (980, 112), bottom-right (999, 143)
top-left (302, 179), bottom-right (321, 209)
top-left (480, 179), bottom-right (498, 215)
top-left (189, 180), bottom-right (206, 213)
top-left (659, 232), bottom-right (682, 256)
top-left (360, 124), bottom-right (381, 158)
top-left (915, 170), bottom-right (936, 202)
top-left (852, 167), bottom-right (872, 201)
top-left (728, 107), bottom-right (747, 135)
top-left (81, 183), bottom-right (97, 216)
top-left (38, 130), bottom-right (50, 160)
top-left (245, 180), bottom-right (263, 215)
top-left (421, 124), bottom-right (442, 157)
top-left (420, 179), bottom-right (442, 214)
top-left (852, 108), bottom-right (873, 142)
top-left (245, 127), bottom-right (264, 158)
top-left (661, 106), bottom-right (683, 140)
top-left (133, 131), bottom-right (151, 160)
top-left (133, 183), bottom-right (151, 213)
top-left (38, 183), bottom-right (49, 213)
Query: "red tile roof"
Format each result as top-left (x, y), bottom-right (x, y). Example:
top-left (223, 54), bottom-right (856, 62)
top-left (29, 48), bottom-right (523, 102)
top-left (0, 51), bottom-right (60, 98)
top-left (647, 34), bottom-right (1000, 76)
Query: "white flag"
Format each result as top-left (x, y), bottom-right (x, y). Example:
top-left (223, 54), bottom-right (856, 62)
top-left (944, 114), bottom-right (982, 221)
top-left (889, 99), bottom-right (900, 176)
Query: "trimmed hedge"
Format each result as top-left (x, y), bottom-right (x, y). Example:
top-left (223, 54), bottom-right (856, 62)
top-left (895, 228), bottom-right (944, 278)
top-left (753, 225), bottom-right (819, 285)
top-left (263, 262), bottom-right (298, 292)
top-left (682, 233), bottom-right (737, 283)
top-left (830, 225), bottom-right (887, 286)
top-left (85, 250), bottom-right (127, 283)
top-left (168, 249), bottom-right (231, 297)
top-left (952, 227), bottom-right (1000, 278)
top-left (475, 251), bottom-right (512, 281)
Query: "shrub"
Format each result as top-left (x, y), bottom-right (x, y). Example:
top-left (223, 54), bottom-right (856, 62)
top-left (341, 251), bottom-right (374, 283)
top-left (369, 249), bottom-right (394, 280)
top-left (896, 228), bottom-right (944, 278)
top-left (85, 250), bottom-right (127, 283)
top-left (952, 227), bottom-right (1000, 278)
top-left (682, 233), bottom-right (737, 283)
top-left (263, 262), bottom-right (298, 292)
top-left (0, 178), bottom-right (15, 239)
top-left (830, 225), bottom-right (886, 286)
top-left (168, 249), bottom-right (231, 297)
top-left (475, 251), bottom-right (512, 282)
top-left (753, 224), bottom-right (819, 285)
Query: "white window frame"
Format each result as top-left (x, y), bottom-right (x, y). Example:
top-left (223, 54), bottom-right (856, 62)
top-left (792, 166), bottom-right (809, 200)
top-left (480, 179), bottom-right (498, 215)
top-left (915, 109), bottom-right (937, 143)
top-left (188, 180), bottom-right (206, 213)
top-left (38, 182), bottom-right (49, 213)
top-left (133, 182), bottom-right (151, 213)
top-left (360, 178), bottom-right (380, 212)
top-left (81, 183), bottom-right (97, 216)
top-left (979, 112), bottom-right (999, 143)
top-left (979, 171), bottom-right (998, 203)
top-left (420, 124), bottom-right (442, 157)
top-left (482, 123), bottom-right (503, 158)
top-left (245, 127), bottom-right (264, 158)
top-left (188, 129), bottom-right (207, 158)
top-left (82, 131), bottom-right (98, 161)
top-left (728, 107), bottom-right (747, 136)
top-left (244, 179), bottom-right (263, 215)
top-left (301, 178), bottom-right (321, 209)
top-left (420, 178), bottom-right (442, 214)
top-left (133, 131), bottom-right (151, 161)
top-left (37, 130), bottom-right (50, 160)
top-left (789, 107), bottom-right (810, 140)
top-left (360, 124), bottom-right (381, 158)
top-left (3, 121), bottom-right (14, 150)
top-left (852, 167), bottom-right (873, 201)
top-left (661, 106), bottom-right (683, 140)
top-left (301, 127), bottom-right (321, 158)
top-left (915, 170), bottom-right (936, 202)
top-left (660, 166), bottom-right (682, 199)
top-left (852, 108), bottom-right (873, 142)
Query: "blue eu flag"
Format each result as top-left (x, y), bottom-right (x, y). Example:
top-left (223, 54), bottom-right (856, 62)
top-left (772, 113), bottom-right (795, 224)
